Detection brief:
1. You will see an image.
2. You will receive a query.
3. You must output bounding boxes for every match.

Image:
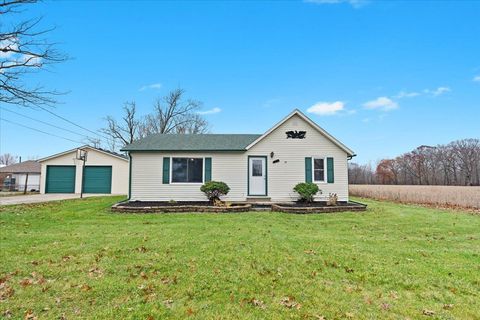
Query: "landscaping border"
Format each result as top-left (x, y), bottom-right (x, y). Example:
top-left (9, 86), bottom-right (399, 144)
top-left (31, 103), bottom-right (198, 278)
top-left (271, 201), bottom-right (367, 214)
top-left (111, 201), bottom-right (252, 213)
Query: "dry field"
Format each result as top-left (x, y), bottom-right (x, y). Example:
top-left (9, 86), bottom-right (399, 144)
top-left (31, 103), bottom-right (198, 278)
top-left (349, 185), bottom-right (480, 210)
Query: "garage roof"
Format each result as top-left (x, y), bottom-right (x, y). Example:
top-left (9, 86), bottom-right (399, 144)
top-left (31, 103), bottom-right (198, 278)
top-left (0, 160), bottom-right (40, 174)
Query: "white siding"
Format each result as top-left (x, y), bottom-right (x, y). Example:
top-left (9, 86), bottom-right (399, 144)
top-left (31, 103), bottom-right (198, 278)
top-left (130, 114), bottom-right (350, 202)
top-left (12, 173), bottom-right (40, 191)
top-left (40, 148), bottom-right (129, 194)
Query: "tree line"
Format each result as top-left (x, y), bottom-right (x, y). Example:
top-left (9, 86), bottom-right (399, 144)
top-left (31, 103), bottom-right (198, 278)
top-left (349, 139), bottom-right (480, 186)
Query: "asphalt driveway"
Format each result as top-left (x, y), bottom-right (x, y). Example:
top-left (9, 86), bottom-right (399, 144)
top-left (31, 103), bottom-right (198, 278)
top-left (0, 193), bottom-right (122, 206)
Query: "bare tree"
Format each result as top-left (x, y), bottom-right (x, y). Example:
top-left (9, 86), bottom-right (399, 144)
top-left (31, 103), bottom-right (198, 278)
top-left (350, 138), bottom-right (480, 186)
top-left (139, 88), bottom-right (208, 136)
top-left (0, 153), bottom-right (17, 165)
top-left (101, 101), bottom-right (139, 147)
top-left (0, 0), bottom-right (67, 107)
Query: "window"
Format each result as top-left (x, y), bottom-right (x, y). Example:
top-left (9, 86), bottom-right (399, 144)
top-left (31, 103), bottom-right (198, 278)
top-left (252, 160), bottom-right (263, 176)
top-left (171, 158), bottom-right (203, 183)
top-left (313, 158), bottom-right (325, 182)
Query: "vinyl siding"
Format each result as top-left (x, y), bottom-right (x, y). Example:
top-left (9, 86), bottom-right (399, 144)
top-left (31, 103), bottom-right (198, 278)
top-left (130, 114), bottom-right (350, 202)
top-left (40, 148), bottom-right (129, 194)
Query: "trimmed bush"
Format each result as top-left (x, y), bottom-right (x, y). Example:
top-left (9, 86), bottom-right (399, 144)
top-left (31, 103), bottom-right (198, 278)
top-left (200, 181), bottom-right (230, 203)
top-left (293, 182), bottom-right (319, 203)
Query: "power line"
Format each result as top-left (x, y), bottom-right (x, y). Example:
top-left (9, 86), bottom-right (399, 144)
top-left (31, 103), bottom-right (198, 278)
top-left (0, 107), bottom-right (94, 139)
top-left (35, 105), bottom-right (111, 140)
top-left (0, 117), bottom-right (85, 144)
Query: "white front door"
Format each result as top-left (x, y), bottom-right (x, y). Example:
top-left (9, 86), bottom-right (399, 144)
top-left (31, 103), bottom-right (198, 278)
top-left (248, 157), bottom-right (267, 196)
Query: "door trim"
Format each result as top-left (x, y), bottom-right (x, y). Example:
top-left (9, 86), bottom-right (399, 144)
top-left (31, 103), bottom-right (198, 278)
top-left (247, 155), bottom-right (268, 196)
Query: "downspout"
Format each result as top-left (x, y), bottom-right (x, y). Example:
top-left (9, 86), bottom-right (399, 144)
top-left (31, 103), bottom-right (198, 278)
top-left (128, 152), bottom-right (132, 200)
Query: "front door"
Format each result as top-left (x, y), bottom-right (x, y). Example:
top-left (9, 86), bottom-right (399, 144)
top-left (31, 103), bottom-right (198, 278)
top-left (248, 157), bottom-right (267, 196)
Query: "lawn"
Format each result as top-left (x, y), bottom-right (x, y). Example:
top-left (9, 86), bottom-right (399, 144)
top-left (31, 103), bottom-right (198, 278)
top-left (1, 197), bottom-right (479, 319)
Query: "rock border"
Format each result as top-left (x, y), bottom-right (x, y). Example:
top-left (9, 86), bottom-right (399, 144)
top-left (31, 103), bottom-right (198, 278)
top-left (271, 201), bottom-right (367, 214)
top-left (111, 202), bottom-right (252, 213)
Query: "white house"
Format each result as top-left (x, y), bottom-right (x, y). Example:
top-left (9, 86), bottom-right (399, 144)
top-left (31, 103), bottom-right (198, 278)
top-left (122, 109), bottom-right (356, 202)
top-left (0, 160), bottom-right (41, 192)
top-left (39, 146), bottom-right (129, 195)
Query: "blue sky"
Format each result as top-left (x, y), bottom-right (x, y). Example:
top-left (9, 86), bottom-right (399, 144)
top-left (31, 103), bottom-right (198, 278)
top-left (1, 0), bottom-right (479, 164)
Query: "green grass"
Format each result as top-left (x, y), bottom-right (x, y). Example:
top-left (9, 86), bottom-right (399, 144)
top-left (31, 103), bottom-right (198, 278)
top-left (1, 197), bottom-right (479, 319)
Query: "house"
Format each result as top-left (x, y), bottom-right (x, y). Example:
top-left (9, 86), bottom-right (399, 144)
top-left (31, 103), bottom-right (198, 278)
top-left (38, 146), bottom-right (129, 194)
top-left (122, 109), bottom-right (356, 202)
top-left (0, 160), bottom-right (41, 192)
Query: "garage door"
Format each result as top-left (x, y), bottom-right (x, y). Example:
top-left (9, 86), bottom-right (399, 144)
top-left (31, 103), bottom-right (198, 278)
top-left (83, 166), bottom-right (112, 194)
top-left (46, 166), bottom-right (76, 193)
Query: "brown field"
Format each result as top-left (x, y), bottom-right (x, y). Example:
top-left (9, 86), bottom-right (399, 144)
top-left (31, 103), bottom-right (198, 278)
top-left (349, 185), bottom-right (480, 209)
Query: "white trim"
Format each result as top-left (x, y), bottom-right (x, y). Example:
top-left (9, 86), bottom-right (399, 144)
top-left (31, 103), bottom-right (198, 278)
top-left (38, 145), bottom-right (128, 162)
top-left (245, 109), bottom-right (355, 156)
top-left (312, 157), bottom-right (327, 183)
top-left (170, 157), bottom-right (205, 184)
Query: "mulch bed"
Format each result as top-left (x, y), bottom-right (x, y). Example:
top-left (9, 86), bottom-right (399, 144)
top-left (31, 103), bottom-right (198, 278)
top-left (272, 201), bottom-right (367, 214)
top-left (112, 201), bottom-right (251, 213)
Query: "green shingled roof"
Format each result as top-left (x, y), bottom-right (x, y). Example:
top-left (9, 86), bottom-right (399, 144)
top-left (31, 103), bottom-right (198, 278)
top-left (121, 134), bottom-right (261, 152)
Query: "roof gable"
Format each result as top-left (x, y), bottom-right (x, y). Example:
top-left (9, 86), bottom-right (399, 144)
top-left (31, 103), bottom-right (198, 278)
top-left (245, 109), bottom-right (355, 157)
top-left (38, 145), bottom-right (128, 162)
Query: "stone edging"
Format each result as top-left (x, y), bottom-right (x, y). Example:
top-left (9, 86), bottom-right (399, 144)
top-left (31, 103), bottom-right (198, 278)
top-left (111, 202), bottom-right (252, 213)
top-left (271, 203), bottom-right (367, 214)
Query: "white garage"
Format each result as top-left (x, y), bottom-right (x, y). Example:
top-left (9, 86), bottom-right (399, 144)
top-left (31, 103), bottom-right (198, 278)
top-left (39, 146), bottom-right (129, 195)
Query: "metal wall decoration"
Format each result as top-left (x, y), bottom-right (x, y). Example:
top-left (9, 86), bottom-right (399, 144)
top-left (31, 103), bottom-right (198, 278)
top-left (286, 130), bottom-right (306, 139)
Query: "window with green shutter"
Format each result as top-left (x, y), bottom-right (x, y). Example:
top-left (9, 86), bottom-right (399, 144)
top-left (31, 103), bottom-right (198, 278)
top-left (305, 157), bottom-right (312, 183)
top-left (162, 157), bottom-right (170, 184)
top-left (327, 157), bottom-right (334, 183)
top-left (204, 157), bottom-right (212, 182)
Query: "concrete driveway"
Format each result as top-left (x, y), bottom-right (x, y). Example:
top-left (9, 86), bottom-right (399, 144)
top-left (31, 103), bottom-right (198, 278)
top-left (0, 193), bottom-right (120, 206)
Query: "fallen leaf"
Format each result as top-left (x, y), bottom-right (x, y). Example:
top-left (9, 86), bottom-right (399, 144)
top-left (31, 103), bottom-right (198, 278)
top-left (422, 309), bottom-right (435, 316)
top-left (304, 249), bottom-right (316, 255)
top-left (24, 309), bottom-right (37, 320)
top-left (443, 304), bottom-right (454, 310)
top-left (163, 299), bottom-right (174, 308)
top-left (0, 283), bottom-right (15, 300)
top-left (381, 303), bottom-right (390, 310)
top-left (80, 284), bottom-right (92, 291)
top-left (19, 278), bottom-right (33, 287)
top-left (244, 298), bottom-right (266, 309)
top-left (280, 296), bottom-right (301, 310)
top-left (2, 309), bottom-right (12, 318)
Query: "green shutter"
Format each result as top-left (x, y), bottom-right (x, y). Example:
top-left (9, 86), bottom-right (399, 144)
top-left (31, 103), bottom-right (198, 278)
top-left (305, 157), bottom-right (312, 183)
top-left (162, 157), bottom-right (170, 184)
top-left (327, 157), bottom-right (334, 183)
top-left (204, 157), bottom-right (212, 182)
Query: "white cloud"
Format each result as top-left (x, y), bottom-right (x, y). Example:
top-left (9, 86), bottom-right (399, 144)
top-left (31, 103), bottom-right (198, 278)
top-left (473, 76), bottom-right (480, 82)
top-left (304, 0), bottom-right (368, 8)
top-left (307, 101), bottom-right (345, 116)
top-left (394, 91), bottom-right (420, 99)
top-left (363, 97), bottom-right (398, 111)
top-left (139, 83), bottom-right (162, 91)
top-left (424, 86), bottom-right (451, 96)
top-left (197, 107), bottom-right (221, 115)
top-left (0, 37), bottom-right (19, 59)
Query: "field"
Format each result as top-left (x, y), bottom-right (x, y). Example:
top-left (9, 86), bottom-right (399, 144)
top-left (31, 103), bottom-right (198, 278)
top-left (1, 196), bottom-right (479, 319)
top-left (349, 185), bottom-right (480, 210)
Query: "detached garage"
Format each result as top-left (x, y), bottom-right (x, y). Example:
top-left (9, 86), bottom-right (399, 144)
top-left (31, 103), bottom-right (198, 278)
top-left (39, 146), bottom-right (129, 195)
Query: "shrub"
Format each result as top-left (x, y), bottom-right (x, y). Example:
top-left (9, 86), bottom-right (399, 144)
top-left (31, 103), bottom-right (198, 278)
top-left (293, 182), bottom-right (319, 203)
top-left (200, 181), bottom-right (230, 203)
